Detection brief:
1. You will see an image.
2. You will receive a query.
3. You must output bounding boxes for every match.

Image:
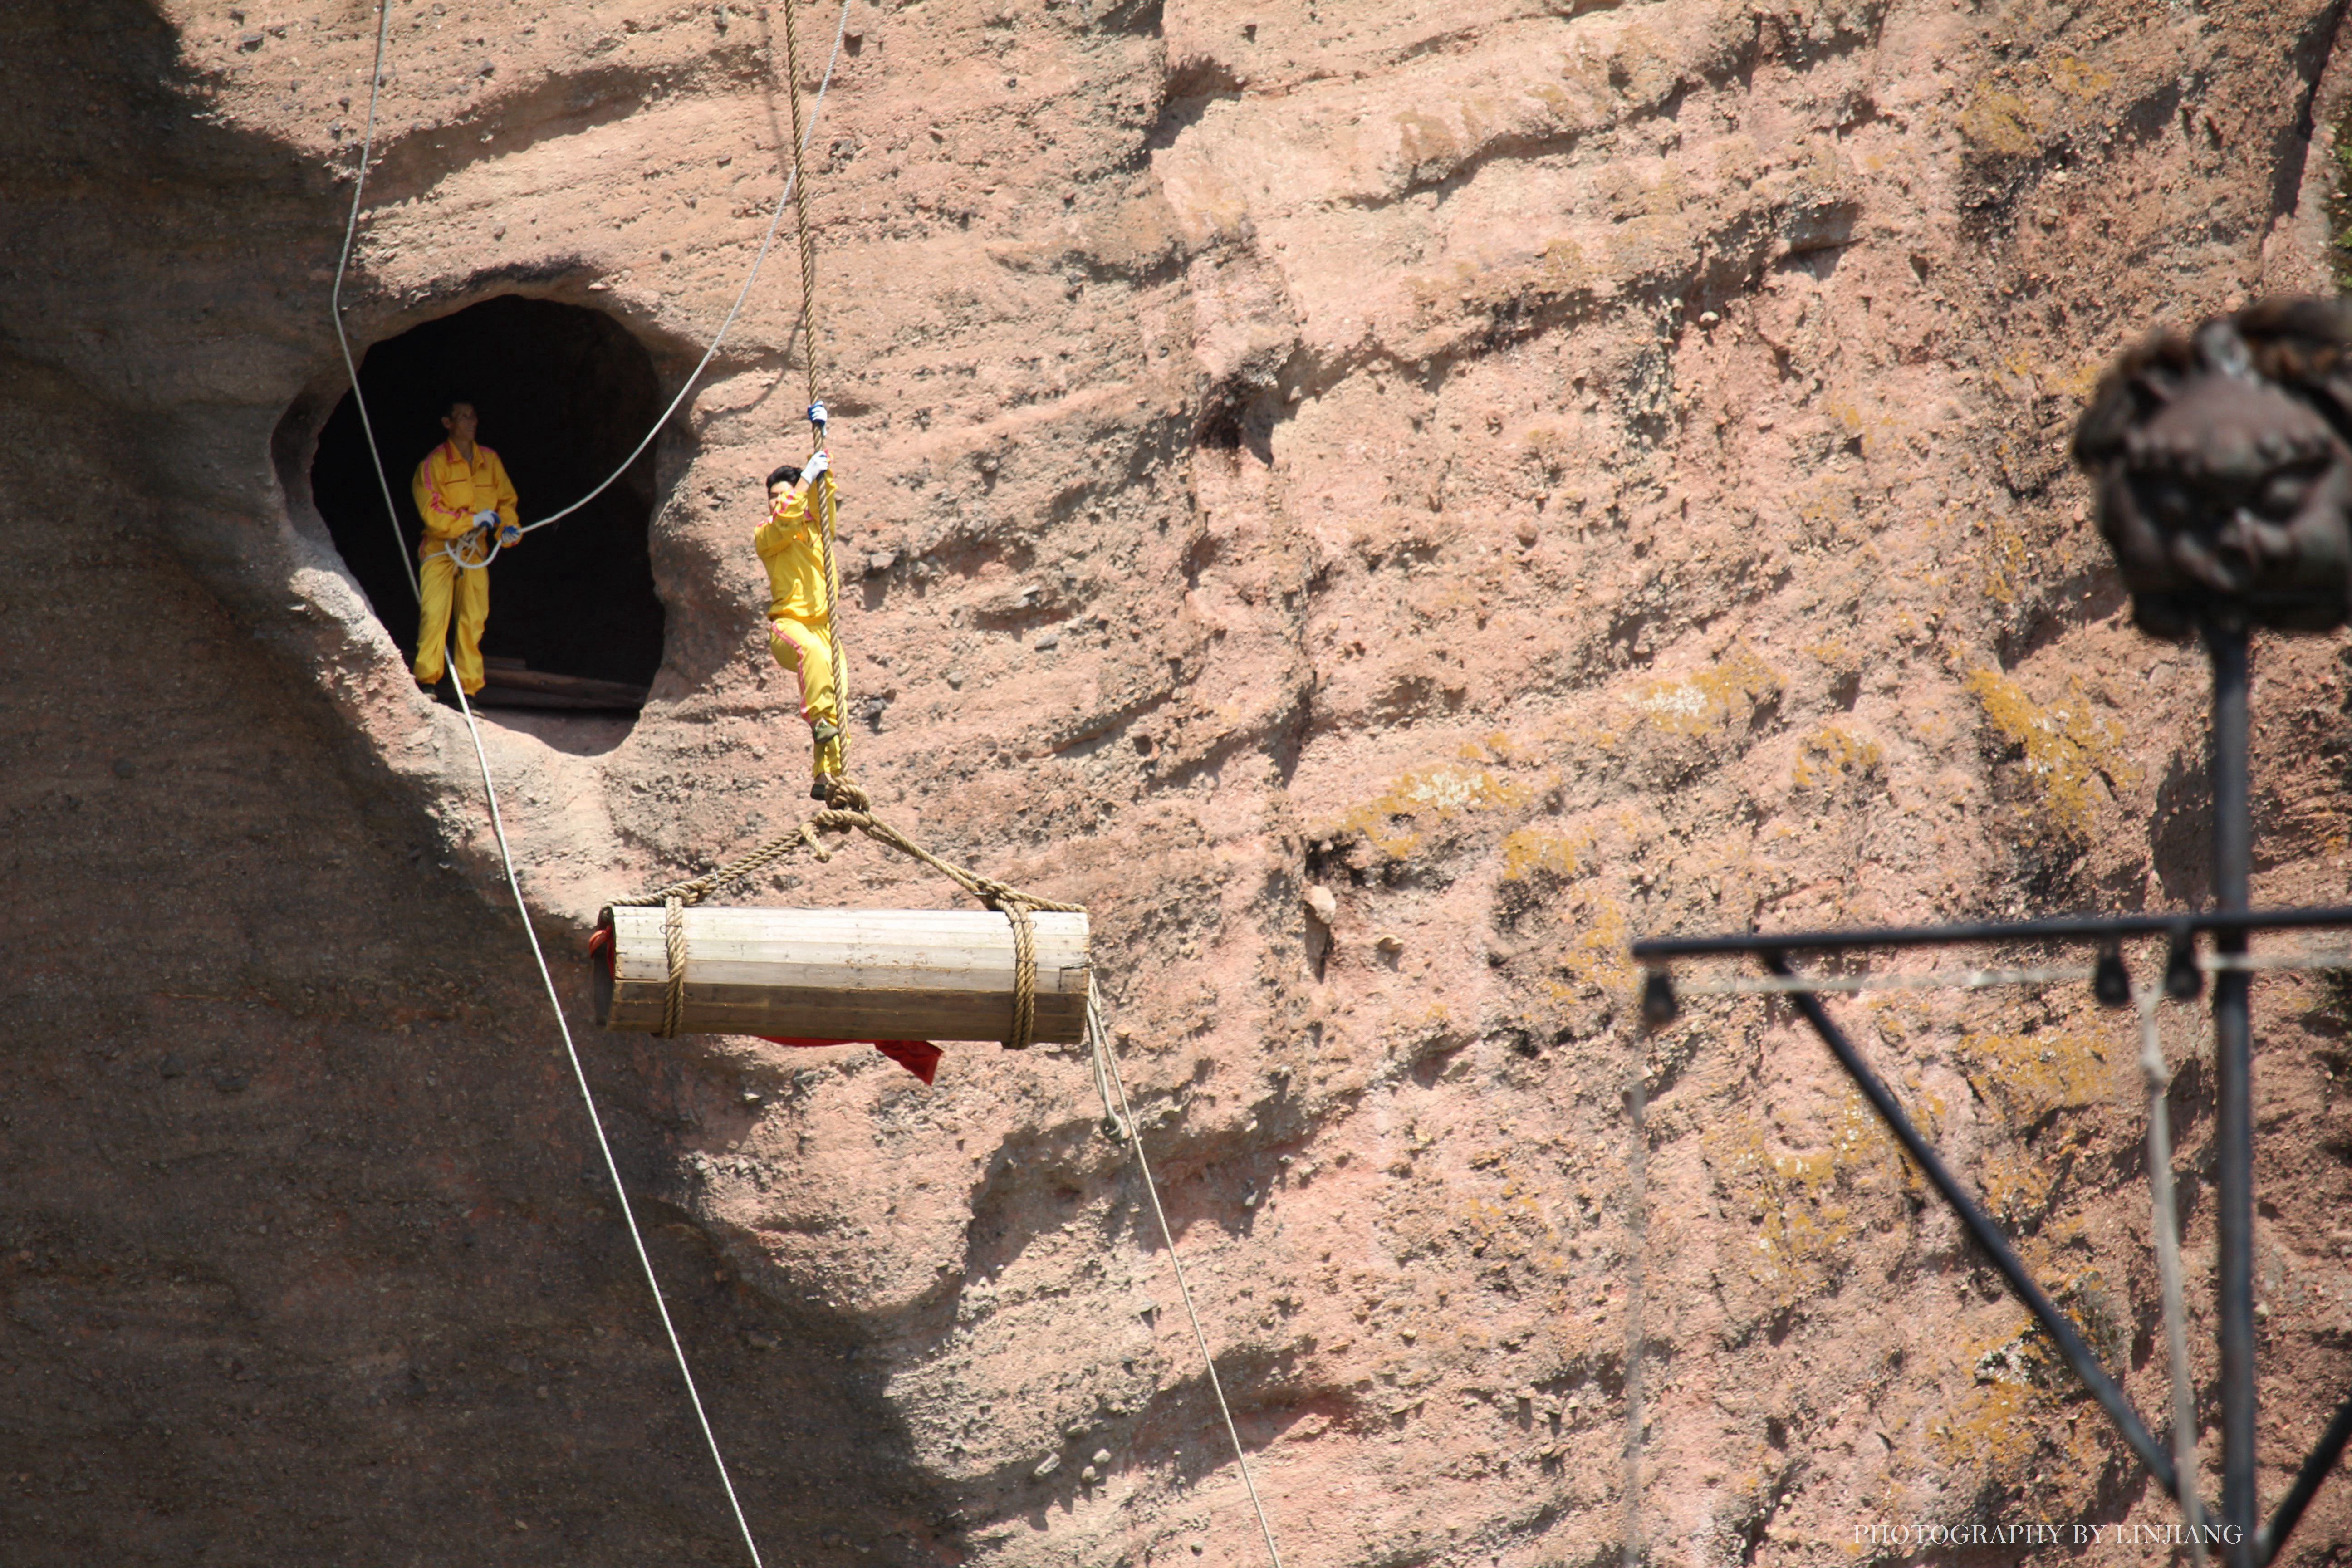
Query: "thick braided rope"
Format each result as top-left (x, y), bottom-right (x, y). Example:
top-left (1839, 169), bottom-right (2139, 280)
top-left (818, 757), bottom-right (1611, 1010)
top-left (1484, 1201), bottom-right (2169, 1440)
top-left (1002, 901), bottom-right (1038, 1051)
top-left (614, 779), bottom-right (1078, 1046)
top-left (777, 0), bottom-right (852, 781)
top-left (660, 896), bottom-right (688, 1039)
top-left (780, 0), bottom-right (821, 412)
top-left (810, 476), bottom-right (851, 778)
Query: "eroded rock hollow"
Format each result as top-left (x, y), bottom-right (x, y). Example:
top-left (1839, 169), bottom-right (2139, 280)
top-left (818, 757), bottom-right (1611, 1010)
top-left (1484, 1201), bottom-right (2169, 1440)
top-left (7, 0), bottom-right (2352, 1563)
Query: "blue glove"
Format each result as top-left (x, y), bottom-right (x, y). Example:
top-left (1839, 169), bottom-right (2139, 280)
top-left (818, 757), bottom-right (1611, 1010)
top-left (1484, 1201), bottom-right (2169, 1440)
top-left (807, 401), bottom-right (828, 427)
top-left (472, 508), bottom-right (500, 529)
top-left (498, 522), bottom-right (522, 546)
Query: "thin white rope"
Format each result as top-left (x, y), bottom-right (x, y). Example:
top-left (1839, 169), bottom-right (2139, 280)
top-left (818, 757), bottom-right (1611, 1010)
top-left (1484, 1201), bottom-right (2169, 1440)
top-left (447, 673), bottom-right (769, 1568)
top-left (338, 0), bottom-right (852, 580)
top-left (2136, 987), bottom-right (2208, 1567)
top-left (325, 1), bottom-right (861, 1558)
top-left (1661, 941), bottom-right (2352, 1003)
top-left (1620, 1070), bottom-right (1647, 1568)
top-left (1670, 964), bottom-right (2095, 999)
top-left (2202, 946), bottom-right (2352, 973)
top-left (426, 0), bottom-right (853, 573)
top-left (1086, 979), bottom-right (1285, 1568)
top-left (329, 0), bottom-right (416, 600)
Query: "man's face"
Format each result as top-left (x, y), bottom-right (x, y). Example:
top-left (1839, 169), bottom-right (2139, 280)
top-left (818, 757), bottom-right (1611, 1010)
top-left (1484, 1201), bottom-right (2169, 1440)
top-left (768, 480), bottom-right (794, 510)
top-left (442, 403), bottom-right (479, 445)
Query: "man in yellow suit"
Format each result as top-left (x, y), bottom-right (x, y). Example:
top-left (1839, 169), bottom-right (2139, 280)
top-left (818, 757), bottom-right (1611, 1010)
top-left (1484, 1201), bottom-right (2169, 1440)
top-left (754, 447), bottom-right (844, 799)
top-left (410, 399), bottom-right (519, 696)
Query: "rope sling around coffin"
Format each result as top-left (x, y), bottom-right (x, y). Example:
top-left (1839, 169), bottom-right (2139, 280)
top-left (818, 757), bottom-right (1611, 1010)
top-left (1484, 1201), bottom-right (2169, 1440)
top-left (597, 779), bottom-right (1088, 1050)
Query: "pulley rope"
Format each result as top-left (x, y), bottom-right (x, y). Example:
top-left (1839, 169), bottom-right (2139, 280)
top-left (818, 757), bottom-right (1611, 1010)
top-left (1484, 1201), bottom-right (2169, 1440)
top-left (620, 804), bottom-right (1289, 1568)
top-left (326, 2), bottom-right (858, 1561)
top-left (610, 777), bottom-right (1077, 1052)
top-left (333, 11), bottom-right (1282, 1565)
top-left (447, 674), bottom-right (773, 1568)
top-left (777, 0), bottom-right (853, 783)
top-left (334, 0), bottom-right (854, 579)
top-left (1086, 979), bottom-right (1288, 1568)
top-left (330, 0), bottom-right (414, 602)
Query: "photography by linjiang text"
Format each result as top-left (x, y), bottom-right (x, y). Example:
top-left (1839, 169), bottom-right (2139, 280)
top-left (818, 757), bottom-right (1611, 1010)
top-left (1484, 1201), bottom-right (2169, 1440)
top-left (1854, 1518), bottom-right (2248, 1552)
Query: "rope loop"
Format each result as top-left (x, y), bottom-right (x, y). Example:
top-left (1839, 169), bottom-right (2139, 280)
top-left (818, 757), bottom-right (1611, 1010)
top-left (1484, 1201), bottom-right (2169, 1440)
top-left (995, 899), bottom-right (1039, 1051)
top-left (616, 774), bottom-right (1082, 1051)
top-left (661, 895), bottom-right (688, 1039)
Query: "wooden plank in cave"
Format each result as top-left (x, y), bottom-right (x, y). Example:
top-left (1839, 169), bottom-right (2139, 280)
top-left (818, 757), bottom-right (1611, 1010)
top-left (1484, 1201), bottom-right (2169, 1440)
top-left (475, 657), bottom-right (648, 712)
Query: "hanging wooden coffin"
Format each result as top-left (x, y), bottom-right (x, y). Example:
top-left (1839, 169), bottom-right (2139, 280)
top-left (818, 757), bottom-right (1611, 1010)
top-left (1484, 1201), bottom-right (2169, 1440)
top-left (593, 906), bottom-right (1090, 1043)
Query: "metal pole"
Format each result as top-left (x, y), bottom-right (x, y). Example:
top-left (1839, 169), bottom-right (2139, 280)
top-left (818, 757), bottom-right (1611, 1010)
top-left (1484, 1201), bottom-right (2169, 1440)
top-left (2208, 620), bottom-right (2256, 1568)
top-left (2258, 1386), bottom-right (2352, 1565)
top-left (1768, 956), bottom-right (2191, 1501)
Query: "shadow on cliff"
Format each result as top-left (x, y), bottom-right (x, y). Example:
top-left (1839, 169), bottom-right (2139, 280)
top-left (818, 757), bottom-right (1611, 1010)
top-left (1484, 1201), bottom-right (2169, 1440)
top-left (0, 5), bottom-right (965, 1562)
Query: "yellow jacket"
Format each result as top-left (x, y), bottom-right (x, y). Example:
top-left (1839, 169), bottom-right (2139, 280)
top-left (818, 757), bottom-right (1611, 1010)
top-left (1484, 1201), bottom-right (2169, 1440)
top-left (754, 473), bottom-right (842, 620)
top-left (412, 441), bottom-right (519, 555)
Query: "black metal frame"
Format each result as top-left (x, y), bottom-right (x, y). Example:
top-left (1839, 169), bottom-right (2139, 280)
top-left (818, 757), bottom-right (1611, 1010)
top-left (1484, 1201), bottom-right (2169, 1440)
top-left (1631, 627), bottom-right (2352, 1568)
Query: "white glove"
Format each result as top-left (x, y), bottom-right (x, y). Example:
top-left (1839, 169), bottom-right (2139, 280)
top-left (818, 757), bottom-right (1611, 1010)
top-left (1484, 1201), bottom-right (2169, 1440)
top-left (803, 451), bottom-right (831, 483)
top-left (807, 401), bottom-right (828, 427)
top-left (472, 509), bottom-right (500, 529)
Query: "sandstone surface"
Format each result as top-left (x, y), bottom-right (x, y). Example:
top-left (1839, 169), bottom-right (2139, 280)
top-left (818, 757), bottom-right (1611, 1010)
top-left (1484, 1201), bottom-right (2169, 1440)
top-left (5, 0), bottom-right (2352, 1564)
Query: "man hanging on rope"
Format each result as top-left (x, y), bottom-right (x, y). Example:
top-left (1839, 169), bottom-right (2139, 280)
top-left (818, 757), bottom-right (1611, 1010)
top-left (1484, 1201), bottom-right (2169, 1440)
top-left (410, 398), bottom-right (520, 696)
top-left (754, 446), bottom-right (845, 799)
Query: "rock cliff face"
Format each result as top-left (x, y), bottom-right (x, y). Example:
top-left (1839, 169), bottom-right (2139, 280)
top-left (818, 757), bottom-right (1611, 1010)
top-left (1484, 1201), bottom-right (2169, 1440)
top-left (7, 1), bottom-right (2352, 1564)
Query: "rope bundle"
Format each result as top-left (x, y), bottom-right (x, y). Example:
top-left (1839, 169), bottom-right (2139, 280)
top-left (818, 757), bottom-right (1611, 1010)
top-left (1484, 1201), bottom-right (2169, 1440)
top-left (613, 777), bottom-right (1081, 1049)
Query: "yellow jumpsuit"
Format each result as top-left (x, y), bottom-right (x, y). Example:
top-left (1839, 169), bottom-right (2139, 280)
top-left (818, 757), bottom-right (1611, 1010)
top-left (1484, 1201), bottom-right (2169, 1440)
top-left (754, 473), bottom-right (845, 778)
top-left (410, 441), bottom-right (519, 695)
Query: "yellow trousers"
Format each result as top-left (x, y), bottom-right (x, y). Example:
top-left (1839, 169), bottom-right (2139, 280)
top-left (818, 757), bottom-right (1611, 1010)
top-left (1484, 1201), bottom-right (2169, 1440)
top-left (413, 550), bottom-right (490, 695)
top-left (768, 613), bottom-right (843, 775)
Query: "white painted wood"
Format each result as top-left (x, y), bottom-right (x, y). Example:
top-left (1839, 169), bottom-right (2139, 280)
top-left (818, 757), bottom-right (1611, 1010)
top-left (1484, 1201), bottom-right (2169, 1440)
top-left (593, 906), bottom-right (1090, 1043)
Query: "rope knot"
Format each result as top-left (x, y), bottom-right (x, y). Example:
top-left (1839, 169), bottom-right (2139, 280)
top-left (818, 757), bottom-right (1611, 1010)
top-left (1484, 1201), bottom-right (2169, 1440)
top-left (659, 895), bottom-right (688, 1039)
top-left (821, 777), bottom-right (873, 812)
top-left (992, 897), bottom-right (1039, 1052)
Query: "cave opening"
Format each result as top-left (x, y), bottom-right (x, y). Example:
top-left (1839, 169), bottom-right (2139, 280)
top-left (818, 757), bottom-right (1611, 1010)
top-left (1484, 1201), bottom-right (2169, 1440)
top-left (310, 294), bottom-right (667, 706)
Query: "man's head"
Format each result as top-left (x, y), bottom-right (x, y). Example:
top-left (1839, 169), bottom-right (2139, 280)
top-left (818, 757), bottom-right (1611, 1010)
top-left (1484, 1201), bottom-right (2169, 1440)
top-left (442, 400), bottom-right (480, 446)
top-left (766, 462), bottom-right (803, 502)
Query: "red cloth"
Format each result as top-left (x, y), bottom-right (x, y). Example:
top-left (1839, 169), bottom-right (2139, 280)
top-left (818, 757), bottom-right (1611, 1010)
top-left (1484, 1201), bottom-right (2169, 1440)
top-left (589, 926), bottom-right (940, 1083)
top-left (758, 1035), bottom-right (942, 1084)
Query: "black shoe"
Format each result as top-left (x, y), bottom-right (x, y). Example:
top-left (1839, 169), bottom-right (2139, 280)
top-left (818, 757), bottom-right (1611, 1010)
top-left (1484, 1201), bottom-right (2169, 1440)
top-left (811, 777), bottom-right (838, 803)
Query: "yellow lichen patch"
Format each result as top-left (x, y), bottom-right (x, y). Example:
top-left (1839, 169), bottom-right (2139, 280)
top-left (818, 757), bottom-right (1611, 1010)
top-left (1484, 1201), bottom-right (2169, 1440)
top-left (1927, 1377), bottom-right (2040, 1485)
top-left (1330, 763), bottom-right (1535, 859)
top-left (1501, 823), bottom-right (1596, 882)
top-left (1788, 474), bottom-right (1864, 549)
top-left (1959, 84), bottom-right (2045, 157)
top-left (1977, 1147), bottom-right (2058, 1229)
top-left (1979, 515), bottom-right (2105, 609)
top-left (1821, 394), bottom-right (1906, 460)
top-left (1960, 54), bottom-right (2122, 162)
top-left (1459, 730), bottom-right (1532, 766)
top-left (1454, 1172), bottom-right (1573, 1279)
top-left (1385, 1004), bottom-right (1464, 1067)
top-left (1634, 645), bottom-right (1784, 737)
top-left (1791, 721), bottom-right (1886, 792)
top-left (1963, 667), bottom-right (2141, 836)
top-left (1951, 1026), bottom-right (2123, 1129)
top-left (1537, 236), bottom-right (1588, 289)
top-left (2043, 54), bottom-right (2117, 100)
top-left (2047, 355), bottom-right (2105, 405)
top-left (1556, 893), bottom-right (1634, 996)
top-left (1702, 1090), bottom-right (1923, 1306)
